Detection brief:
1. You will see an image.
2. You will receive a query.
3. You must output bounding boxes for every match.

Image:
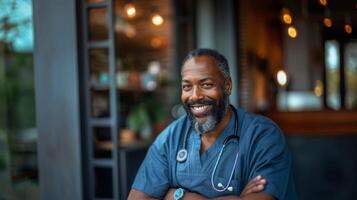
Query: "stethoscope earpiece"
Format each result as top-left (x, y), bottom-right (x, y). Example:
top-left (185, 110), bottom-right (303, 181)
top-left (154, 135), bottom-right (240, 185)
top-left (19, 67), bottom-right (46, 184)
top-left (217, 182), bottom-right (234, 192)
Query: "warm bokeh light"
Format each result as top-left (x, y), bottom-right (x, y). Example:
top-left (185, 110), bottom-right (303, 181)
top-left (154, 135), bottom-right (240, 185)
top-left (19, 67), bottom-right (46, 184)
top-left (125, 25), bottom-right (136, 38)
top-left (324, 18), bottom-right (333, 28)
top-left (283, 14), bottom-right (292, 24)
top-left (281, 8), bottom-right (292, 24)
top-left (319, 0), bottom-right (327, 6)
top-left (124, 4), bottom-right (136, 18)
top-left (314, 80), bottom-right (323, 97)
top-left (277, 70), bottom-right (288, 86)
top-left (152, 14), bottom-right (164, 26)
top-left (345, 24), bottom-right (352, 34)
top-left (287, 26), bottom-right (297, 38)
top-left (150, 37), bottom-right (163, 48)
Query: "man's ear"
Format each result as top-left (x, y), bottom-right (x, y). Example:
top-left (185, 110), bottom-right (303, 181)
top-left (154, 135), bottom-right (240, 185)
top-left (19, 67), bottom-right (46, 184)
top-left (225, 78), bottom-right (232, 95)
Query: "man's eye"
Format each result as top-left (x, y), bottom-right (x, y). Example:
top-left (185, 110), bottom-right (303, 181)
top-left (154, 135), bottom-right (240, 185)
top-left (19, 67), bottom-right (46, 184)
top-left (202, 83), bottom-right (213, 88)
top-left (182, 85), bottom-right (191, 90)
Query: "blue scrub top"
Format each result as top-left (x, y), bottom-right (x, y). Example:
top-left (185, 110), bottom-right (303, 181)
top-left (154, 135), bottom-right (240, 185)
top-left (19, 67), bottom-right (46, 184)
top-left (132, 107), bottom-right (297, 200)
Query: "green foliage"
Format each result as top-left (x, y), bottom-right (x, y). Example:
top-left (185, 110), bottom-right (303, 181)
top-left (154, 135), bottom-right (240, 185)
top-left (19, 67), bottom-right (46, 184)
top-left (0, 46), bottom-right (36, 129)
top-left (126, 94), bottom-right (170, 139)
top-left (127, 104), bottom-right (150, 133)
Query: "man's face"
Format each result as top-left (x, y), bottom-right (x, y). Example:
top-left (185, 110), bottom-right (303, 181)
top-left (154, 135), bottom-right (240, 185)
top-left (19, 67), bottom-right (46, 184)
top-left (181, 56), bottom-right (231, 134)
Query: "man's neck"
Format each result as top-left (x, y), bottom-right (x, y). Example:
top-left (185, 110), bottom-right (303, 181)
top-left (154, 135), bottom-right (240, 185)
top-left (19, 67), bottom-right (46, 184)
top-left (200, 107), bottom-right (232, 154)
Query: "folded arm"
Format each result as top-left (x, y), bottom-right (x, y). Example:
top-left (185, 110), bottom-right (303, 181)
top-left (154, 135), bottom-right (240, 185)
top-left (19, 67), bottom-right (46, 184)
top-left (128, 175), bottom-right (275, 200)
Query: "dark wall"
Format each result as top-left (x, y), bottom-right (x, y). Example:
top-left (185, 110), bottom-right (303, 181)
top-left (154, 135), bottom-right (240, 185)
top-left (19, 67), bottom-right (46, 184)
top-left (287, 136), bottom-right (357, 200)
top-left (33, 0), bottom-right (82, 199)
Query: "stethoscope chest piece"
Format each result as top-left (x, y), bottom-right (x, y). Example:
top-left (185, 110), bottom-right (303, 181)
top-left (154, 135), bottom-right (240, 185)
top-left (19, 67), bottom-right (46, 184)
top-left (176, 149), bottom-right (188, 162)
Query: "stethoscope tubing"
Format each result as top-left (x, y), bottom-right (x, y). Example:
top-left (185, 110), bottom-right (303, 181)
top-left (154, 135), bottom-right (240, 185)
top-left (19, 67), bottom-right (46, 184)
top-left (176, 105), bottom-right (240, 192)
top-left (210, 140), bottom-right (240, 192)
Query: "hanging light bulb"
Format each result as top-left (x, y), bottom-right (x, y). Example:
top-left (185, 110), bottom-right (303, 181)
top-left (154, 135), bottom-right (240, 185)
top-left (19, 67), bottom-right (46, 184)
top-left (323, 8), bottom-right (332, 28)
top-left (283, 14), bottom-right (293, 24)
top-left (277, 70), bottom-right (288, 87)
top-left (324, 17), bottom-right (333, 27)
top-left (287, 26), bottom-right (298, 38)
top-left (281, 8), bottom-right (293, 24)
top-left (345, 24), bottom-right (353, 34)
top-left (319, 0), bottom-right (327, 6)
top-left (152, 14), bottom-right (164, 26)
top-left (344, 14), bottom-right (352, 34)
top-left (124, 3), bottom-right (136, 18)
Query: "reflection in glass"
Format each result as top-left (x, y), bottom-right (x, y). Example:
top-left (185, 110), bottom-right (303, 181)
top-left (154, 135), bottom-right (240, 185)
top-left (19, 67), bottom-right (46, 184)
top-left (113, 0), bottom-right (175, 141)
top-left (277, 91), bottom-right (322, 111)
top-left (0, 0), bottom-right (38, 198)
top-left (325, 40), bottom-right (340, 110)
top-left (344, 42), bottom-right (357, 109)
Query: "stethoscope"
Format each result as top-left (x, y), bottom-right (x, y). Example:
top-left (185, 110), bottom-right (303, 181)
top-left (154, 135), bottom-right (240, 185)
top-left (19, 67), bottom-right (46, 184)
top-left (176, 105), bottom-right (240, 192)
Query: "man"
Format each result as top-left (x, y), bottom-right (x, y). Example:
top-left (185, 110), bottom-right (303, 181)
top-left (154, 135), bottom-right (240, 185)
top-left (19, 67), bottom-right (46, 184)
top-left (128, 49), bottom-right (297, 200)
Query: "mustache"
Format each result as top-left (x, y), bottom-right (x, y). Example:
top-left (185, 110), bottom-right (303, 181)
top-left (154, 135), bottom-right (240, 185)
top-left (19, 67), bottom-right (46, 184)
top-left (185, 100), bottom-right (216, 107)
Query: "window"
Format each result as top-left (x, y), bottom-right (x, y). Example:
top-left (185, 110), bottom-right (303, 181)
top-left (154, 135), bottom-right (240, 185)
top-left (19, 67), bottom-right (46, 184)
top-left (0, 0), bottom-right (38, 199)
top-left (344, 41), bottom-right (357, 109)
top-left (325, 40), bottom-right (341, 110)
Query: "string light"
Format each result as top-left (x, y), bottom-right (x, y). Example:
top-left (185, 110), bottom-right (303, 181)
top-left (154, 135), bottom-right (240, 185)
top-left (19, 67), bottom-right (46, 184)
top-left (124, 4), bottom-right (136, 18)
top-left (319, 0), bottom-right (327, 6)
top-left (277, 70), bottom-right (288, 87)
top-left (152, 14), bottom-right (164, 26)
top-left (323, 17), bottom-right (333, 28)
top-left (344, 14), bottom-right (352, 34)
top-left (287, 26), bottom-right (298, 38)
top-left (281, 8), bottom-right (293, 24)
top-left (323, 8), bottom-right (333, 28)
top-left (283, 14), bottom-right (292, 24)
top-left (345, 24), bottom-right (352, 34)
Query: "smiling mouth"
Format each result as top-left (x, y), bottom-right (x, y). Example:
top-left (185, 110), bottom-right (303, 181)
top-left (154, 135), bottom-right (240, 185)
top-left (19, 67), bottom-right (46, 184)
top-left (190, 104), bottom-right (212, 118)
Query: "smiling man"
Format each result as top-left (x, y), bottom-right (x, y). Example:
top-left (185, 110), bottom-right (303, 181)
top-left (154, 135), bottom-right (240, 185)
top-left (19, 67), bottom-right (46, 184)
top-left (128, 49), bottom-right (297, 200)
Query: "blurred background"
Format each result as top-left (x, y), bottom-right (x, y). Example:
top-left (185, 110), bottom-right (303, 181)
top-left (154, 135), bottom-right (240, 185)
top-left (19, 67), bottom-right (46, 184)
top-left (0, 0), bottom-right (356, 199)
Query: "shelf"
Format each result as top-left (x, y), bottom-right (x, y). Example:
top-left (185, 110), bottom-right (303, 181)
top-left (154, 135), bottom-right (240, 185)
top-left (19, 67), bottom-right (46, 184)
top-left (265, 110), bottom-right (357, 135)
top-left (90, 118), bottom-right (112, 127)
top-left (86, 1), bottom-right (108, 9)
top-left (93, 158), bottom-right (113, 167)
top-left (87, 41), bottom-right (110, 49)
top-left (90, 83), bottom-right (110, 91)
top-left (95, 139), bottom-right (153, 151)
top-left (90, 83), bottom-right (156, 93)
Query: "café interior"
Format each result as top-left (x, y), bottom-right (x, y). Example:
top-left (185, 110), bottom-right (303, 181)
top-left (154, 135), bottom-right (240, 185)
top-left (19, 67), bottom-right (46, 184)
top-left (1, 0), bottom-right (357, 199)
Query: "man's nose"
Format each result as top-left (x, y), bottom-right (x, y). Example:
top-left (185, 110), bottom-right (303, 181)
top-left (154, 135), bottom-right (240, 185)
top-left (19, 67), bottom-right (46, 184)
top-left (190, 86), bottom-right (204, 101)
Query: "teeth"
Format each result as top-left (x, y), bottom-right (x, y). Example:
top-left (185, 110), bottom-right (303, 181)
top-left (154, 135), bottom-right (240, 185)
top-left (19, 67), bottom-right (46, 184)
top-left (193, 105), bottom-right (207, 111)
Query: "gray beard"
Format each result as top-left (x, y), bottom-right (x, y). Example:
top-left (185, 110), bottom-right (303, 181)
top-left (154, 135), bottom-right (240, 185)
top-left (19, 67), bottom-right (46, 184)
top-left (194, 114), bottom-right (217, 134)
top-left (191, 94), bottom-right (229, 135)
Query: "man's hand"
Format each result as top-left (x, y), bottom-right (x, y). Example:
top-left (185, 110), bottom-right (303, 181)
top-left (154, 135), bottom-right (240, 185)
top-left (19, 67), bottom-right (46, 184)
top-left (240, 175), bottom-right (267, 197)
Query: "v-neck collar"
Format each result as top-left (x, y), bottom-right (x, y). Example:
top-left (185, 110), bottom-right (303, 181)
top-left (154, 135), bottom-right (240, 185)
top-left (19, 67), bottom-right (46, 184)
top-left (189, 110), bottom-right (237, 169)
